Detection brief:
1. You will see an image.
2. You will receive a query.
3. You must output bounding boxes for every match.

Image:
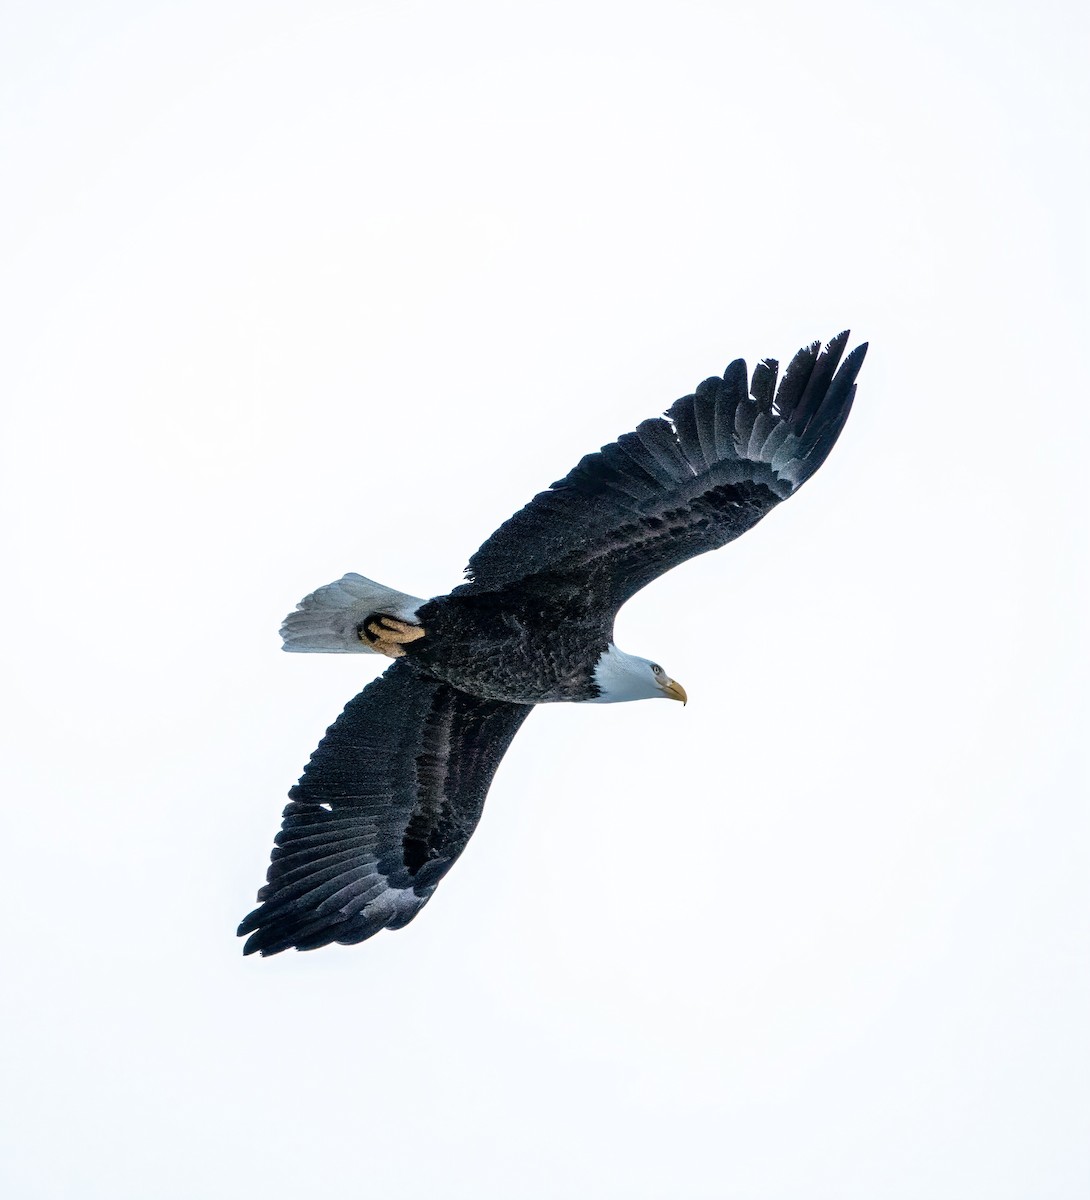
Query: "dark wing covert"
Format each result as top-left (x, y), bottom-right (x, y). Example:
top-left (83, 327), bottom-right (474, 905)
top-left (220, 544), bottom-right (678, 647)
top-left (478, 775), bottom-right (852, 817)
top-left (461, 332), bottom-right (866, 611)
top-left (238, 662), bottom-right (532, 955)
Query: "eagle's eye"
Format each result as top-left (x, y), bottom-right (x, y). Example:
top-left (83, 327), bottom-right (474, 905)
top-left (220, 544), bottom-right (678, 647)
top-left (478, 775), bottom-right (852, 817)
top-left (651, 664), bottom-right (663, 676)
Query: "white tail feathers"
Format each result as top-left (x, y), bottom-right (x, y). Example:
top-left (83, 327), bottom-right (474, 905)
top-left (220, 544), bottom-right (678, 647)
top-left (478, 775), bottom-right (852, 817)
top-left (279, 573), bottom-right (426, 653)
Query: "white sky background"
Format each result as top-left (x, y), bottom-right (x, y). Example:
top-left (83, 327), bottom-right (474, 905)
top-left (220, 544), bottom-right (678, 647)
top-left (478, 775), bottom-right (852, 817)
top-left (1, 0), bottom-right (1087, 1196)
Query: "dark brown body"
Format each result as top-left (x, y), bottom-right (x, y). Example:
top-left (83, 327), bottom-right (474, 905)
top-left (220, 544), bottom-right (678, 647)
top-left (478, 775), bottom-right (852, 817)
top-left (406, 578), bottom-right (614, 703)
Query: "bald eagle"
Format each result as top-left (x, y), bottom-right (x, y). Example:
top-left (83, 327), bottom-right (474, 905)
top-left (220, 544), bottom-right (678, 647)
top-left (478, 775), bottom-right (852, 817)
top-left (239, 332), bottom-right (866, 955)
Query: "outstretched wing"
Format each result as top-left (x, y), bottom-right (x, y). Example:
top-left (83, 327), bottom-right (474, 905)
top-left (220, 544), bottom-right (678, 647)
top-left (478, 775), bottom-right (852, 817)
top-left (461, 332), bottom-right (866, 611)
top-left (238, 662), bottom-right (532, 955)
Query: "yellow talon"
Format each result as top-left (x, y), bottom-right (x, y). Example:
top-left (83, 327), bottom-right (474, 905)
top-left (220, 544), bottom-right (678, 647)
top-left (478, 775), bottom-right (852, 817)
top-left (375, 617), bottom-right (426, 643)
top-left (360, 615), bottom-right (426, 658)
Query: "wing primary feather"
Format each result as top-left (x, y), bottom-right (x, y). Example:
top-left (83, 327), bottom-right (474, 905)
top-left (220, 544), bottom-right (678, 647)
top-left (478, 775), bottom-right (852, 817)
top-left (615, 431), bottom-right (682, 487)
top-left (634, 417), bottom-right (694, 480)
top-left (818, 342), bottom-right (868, 420)
top-left (776, 341), bottom-right (866, 488)
top-left (597, 441), bottom-right (665, 494)
top-left (770, 429), bottom-right (803, 474)
top-left (713, 359), bottom-right (748, 458)
top-left (258, 855), bottom-right (375, 907)
top-left (665, 394), bottom-right (708, 472)
top-left (558, 451), bottom-right (655, 501)
top-left (749, 358), bottom-right (778, 408)
top-left (754, 418), bottom-right (791, 463)
top-left (793, 329), bottom-right (849, 430)
top-left (316, 878), bottom-right (388, 919)
top-left (746, 411), bottom-right (779, 460)
top-left (692, 377), bottom-right (722, 467)
top-left (773, 340), bottom-right (821, 422)
top-left (733, 391), bottom-right (759, 453)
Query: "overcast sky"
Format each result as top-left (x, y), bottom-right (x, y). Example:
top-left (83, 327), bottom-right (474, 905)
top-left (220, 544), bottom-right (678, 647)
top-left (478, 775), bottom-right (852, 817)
top-left (2, 2), bottom-right (1087, 1197)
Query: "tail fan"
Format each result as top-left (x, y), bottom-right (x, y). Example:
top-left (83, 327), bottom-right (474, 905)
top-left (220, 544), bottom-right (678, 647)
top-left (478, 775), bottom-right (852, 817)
top-left (279, 573), bottom-right (426, 654)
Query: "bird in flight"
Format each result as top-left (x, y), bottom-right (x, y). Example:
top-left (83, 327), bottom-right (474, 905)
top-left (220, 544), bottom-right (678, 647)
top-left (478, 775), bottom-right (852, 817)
top-left (239, 332), bottom-right (867, 955)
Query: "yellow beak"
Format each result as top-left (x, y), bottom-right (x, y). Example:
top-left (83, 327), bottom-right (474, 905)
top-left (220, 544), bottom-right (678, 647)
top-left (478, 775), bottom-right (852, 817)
top-left (662, 678), bottom-right (688, 705)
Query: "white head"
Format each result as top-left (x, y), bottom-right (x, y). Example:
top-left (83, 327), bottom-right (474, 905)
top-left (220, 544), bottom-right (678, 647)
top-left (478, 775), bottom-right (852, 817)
top-left (585, 643), bottom-right (688, 705)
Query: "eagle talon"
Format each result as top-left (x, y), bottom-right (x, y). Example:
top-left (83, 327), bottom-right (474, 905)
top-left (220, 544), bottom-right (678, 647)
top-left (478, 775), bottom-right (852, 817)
top-left (360, 614), bottom-right (427, 658)
top-left (375, 616), bottom-right (426, 643)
